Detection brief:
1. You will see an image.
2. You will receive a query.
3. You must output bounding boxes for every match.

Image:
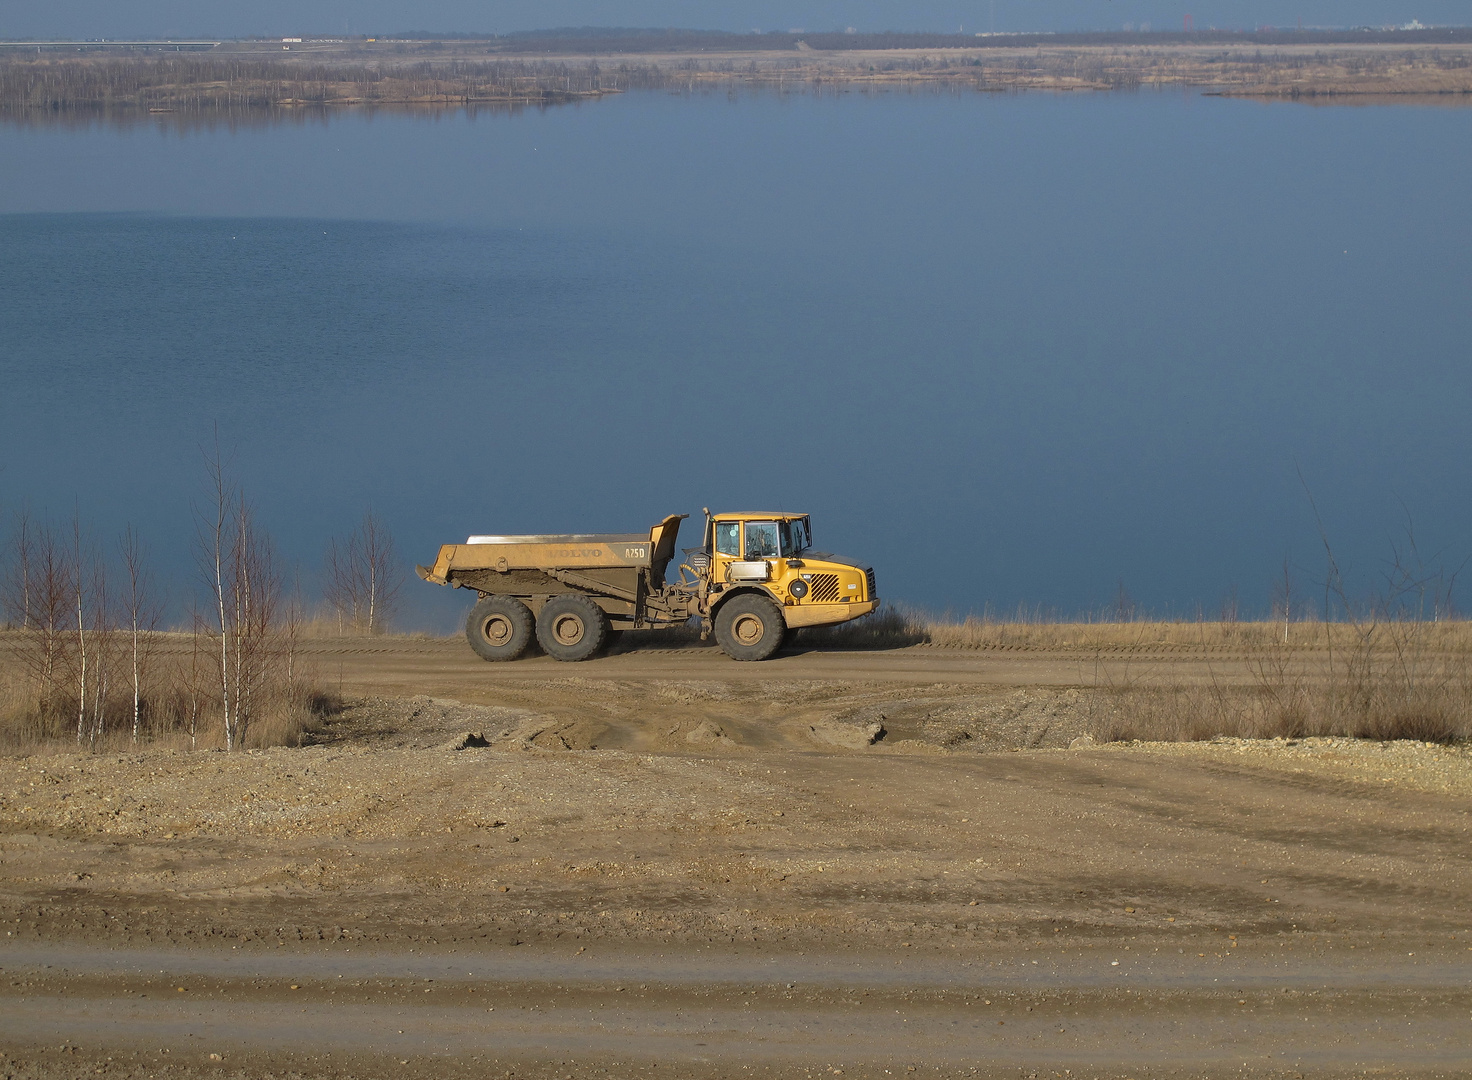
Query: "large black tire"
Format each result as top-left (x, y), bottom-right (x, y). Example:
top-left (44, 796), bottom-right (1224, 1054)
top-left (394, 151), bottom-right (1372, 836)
top-left (466, 595), bottom-right (535, 662)
top-left (714, 593), bottom-right (787, 661)
top-left (536, 594), bottom-right (610, 662)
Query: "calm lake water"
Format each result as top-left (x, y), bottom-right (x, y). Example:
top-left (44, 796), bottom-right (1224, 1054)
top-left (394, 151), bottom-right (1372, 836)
top-left (2, 91), bottom-right (1470, 627)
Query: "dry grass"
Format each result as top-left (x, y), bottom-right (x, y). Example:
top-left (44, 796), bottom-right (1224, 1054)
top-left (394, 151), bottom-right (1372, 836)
top-left (0, 665), bottom-right (50, 748)
top-left (11, 612), bottom-right (1470, 749)
top-left (241, 685), bottom-right (341, 749)
top-left (0, 630), bottom-right (340, 755)
top-left (802, 609), bottom-right (1472, 745)
top-left (795, 604), bottom-right (930, 649)
top-left (914, 616), bottom-right (1472, 652)
top-left (0, 683), bottom-right (339, 756)
top-left (1092, 676), bottom-right (1472, 745)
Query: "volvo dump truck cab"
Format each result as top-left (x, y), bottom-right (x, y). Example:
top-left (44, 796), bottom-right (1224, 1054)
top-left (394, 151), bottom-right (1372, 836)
top-left (417, 510), bottom-right (877, 662)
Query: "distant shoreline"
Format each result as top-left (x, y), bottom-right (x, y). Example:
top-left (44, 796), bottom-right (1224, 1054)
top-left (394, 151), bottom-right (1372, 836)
top-left (2, 41), bottom-right (1470, 118)
top-left (7, 25), bottom-right (1472, 53)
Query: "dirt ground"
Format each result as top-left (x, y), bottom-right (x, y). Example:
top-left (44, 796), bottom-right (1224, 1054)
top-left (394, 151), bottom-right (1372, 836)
top-left (1, 637), bottom-right (1470, 1079)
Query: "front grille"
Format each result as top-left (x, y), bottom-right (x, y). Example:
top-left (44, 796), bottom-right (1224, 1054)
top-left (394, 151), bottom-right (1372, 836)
top-left (808, 573), bottom-right (841, 603)
top-left (865, 568), bottom-right (877, 600)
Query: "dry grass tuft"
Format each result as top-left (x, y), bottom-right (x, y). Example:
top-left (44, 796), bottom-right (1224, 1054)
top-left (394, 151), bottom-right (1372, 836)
top-left (913, 616), bottom-right (1472, 652)
top-left (242, 685), bottom-right (342, 749)
top-left (1094, 687), bottom-right (1472, 746)
top-left (0, 667), bottom-right (55, 750)
top-left (830, 610), bottom-right (1472, 746)
top-left (796, 604), bottom-right (930, 649)
top-left (0, 630), bottom-right (342, 755)
top-left (1082, 626), bottom-right (1472, 746)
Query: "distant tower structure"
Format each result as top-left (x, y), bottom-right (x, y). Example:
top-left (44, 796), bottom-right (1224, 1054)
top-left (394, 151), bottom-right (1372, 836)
top-left (1184, 13), bottom-right (1194, 31)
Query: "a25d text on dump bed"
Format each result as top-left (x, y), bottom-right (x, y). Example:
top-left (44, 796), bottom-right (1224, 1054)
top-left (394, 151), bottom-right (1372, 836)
top-left (417, 510), bottom-right (877, 662)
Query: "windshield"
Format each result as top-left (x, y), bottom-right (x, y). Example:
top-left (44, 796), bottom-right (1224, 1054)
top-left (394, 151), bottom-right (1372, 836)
top-left (779, 518), bottom-right (809, 555)
top-left (745, 521), bottom-right (780, 559)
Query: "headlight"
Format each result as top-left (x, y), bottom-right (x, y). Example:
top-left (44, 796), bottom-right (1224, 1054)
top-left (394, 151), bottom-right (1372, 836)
top-left (789, 579), bottom-right (809, 599)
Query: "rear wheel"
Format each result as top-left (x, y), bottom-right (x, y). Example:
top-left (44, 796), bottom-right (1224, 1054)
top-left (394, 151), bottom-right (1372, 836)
top-left (536, 594), bottom-right (610, 662)
top-left (465, 595), bottom-right (534, 661)
top-left (714, 593), bottom-right (787, 661)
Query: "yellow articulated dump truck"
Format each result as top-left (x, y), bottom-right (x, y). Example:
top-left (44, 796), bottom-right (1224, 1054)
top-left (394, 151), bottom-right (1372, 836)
top-left (417, 510), bottom-right (877, 662)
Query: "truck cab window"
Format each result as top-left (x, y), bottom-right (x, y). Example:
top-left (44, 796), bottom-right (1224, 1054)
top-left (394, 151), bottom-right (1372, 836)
top-left (746, 522), bottom-right (779, 559)
top-left (780, 519), bottom-right (807, 556)
top-left (715, 521), bottom-right (740, 557)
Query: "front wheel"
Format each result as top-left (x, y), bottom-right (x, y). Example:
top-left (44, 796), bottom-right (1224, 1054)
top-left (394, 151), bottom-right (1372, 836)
top-left (536, 594), bottom-right (610, 661)
top-left (714, 594), bottom-right (787, 661)
top-left (466, 595), bottom-right (535, 661)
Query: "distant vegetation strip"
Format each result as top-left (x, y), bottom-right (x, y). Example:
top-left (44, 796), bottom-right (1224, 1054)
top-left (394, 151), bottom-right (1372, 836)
top-left (1, 41), bottom-right (1470, 116)
top-left (0, 56), bottom-right (643, 112)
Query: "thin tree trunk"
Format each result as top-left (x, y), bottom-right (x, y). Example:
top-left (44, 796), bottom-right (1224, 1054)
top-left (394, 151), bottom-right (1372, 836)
top-left (210, 470), bottom-right (233, 751)
top-left (189, 606), bottom-right (201, 750)
top-left (75, 572), bottom-right (86, 746)
top-left (234, 506), bottom-right (249, 746)
top-left (18, 516), bottom-right (32, 629)
top-left (131, 608), bottom-right (141, 743)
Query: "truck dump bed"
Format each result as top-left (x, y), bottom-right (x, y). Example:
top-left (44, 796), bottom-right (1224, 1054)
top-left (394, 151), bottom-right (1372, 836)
top-left (417, 515), bottom-right (685, 585)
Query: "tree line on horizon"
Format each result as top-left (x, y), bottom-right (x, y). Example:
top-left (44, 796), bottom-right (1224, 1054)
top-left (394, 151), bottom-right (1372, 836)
top-left (0, 54), bottom-right (659, 114)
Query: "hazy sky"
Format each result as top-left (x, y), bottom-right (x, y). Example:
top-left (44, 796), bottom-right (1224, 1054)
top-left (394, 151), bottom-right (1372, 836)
top-left (0, 1), bottom-right (1463, 38)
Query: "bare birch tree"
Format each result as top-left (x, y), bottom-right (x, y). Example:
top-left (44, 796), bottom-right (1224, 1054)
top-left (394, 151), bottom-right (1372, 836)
top-left (199, 447), bottom-right (234, 744)
top-left (4, 515), bottom-right (71, 728)
top-left (1, 509), bottom-right (35, 630)
top-left (231, 497), bottom-right (281, 746)
top-left (282, 570), bottom-right (305, 685)
top-left (120, 526), bottom-right (162, 744)
top-left (88, 550), bottom-right (114, 747)
top-left (324, 510), bottom-right (403, 635)
top-left (183, 599), bottom-right (207, 751)
top-left (1272, 558), bottom-right (1296, 645)
top-left (71, 514), bottom-right (91, 746)
top-left (195, 445), bottom-right (283, 750)
top-left (69, 514), bottom-right (117, 749)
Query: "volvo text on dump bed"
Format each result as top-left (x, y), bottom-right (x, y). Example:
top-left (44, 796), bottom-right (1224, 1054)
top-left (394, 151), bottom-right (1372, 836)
top-left (416, 510), bottom-right (877, 661)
